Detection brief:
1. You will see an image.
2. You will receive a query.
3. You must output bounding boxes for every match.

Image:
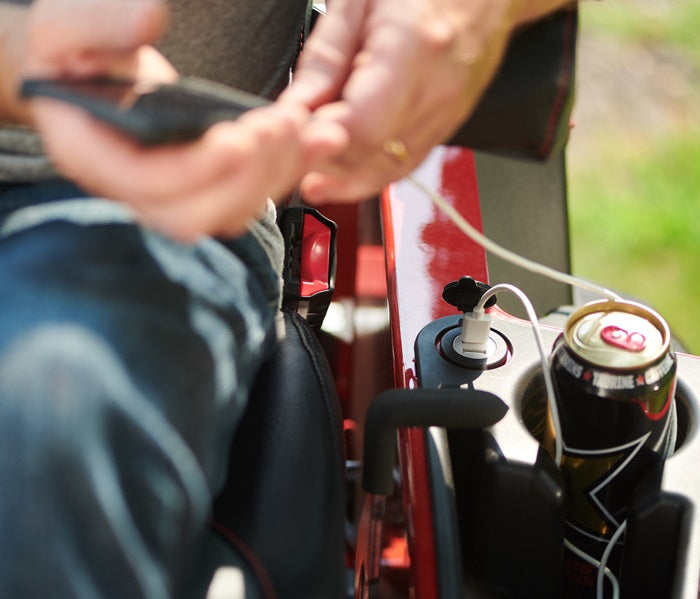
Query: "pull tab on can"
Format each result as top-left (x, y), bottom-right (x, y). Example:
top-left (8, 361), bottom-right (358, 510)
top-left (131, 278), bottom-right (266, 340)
top-left (600, 325), bottom-right (647, 352)
top-left (570, 306), bottom-right (664, 369)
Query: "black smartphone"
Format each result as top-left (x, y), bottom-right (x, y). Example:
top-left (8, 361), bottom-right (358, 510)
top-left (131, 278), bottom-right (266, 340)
top-left (20, 76), bottom-right (270, 145)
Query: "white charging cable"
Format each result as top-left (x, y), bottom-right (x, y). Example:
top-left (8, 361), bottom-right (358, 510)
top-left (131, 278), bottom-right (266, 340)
top-left (406, 174), bottom-right (621, 302)
top-left (597, 521), bottom-right (627, 599)
top-left (406, 172), bottom-right (620, 465)
top-left (406, 172), bottom-right (630, 599)
top-left (473, 283), bottom-right (564, 464)
top-left (566, 538), bottom-right (620, 599)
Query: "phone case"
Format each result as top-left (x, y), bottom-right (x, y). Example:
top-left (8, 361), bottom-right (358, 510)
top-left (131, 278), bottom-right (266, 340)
top-left (20, 77), bottom-right (270, 145)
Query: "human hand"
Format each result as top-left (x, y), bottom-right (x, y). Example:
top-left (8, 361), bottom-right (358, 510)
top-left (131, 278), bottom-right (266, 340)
top-left (21, 0), bottom-right (345, 240)
top-left (283, 0), bottom-right (522, 203)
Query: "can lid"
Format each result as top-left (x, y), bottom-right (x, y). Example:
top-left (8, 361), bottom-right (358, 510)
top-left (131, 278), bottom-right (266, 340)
top-left (565, 300), bottom-right (670, 369)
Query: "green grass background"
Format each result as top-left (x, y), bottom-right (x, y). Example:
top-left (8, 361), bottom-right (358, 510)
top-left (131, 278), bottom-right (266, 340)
top-left (568, 0), bottom-right (700, 353)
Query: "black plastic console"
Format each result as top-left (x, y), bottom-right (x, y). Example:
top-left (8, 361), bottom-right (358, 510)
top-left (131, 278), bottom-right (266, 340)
top-left (413, 314), bottom-right (700, 599)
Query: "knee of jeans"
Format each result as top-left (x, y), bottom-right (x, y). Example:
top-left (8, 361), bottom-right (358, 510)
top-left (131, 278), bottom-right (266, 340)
top-left (0, 323), bottom-right (215, 599)
top-left (0, 323), bottom-right (133, 479)
top-left (0, 322), bottom-right (211, 541)
top-left (0, 322), bottom-right (203, 478)
top-left (0, 322), bottom-right (126, 419)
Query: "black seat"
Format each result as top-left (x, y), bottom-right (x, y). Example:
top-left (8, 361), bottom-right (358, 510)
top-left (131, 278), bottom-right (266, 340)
top-left (211, 308), bottom-right (346, 599)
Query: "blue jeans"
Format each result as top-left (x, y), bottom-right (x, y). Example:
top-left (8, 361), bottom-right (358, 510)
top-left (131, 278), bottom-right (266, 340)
top-left (0, 182), bottom-right (281, 598)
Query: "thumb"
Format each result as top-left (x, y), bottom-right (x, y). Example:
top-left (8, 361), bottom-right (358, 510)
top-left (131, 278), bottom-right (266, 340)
top-left (27, 0), bottom-right (167, 70)
top-left (283, 0), bottom-right (366, 109)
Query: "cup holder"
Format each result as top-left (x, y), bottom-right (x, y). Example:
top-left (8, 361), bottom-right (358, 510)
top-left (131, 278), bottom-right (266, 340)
top-left (518, 368), bottom-right (694, 455)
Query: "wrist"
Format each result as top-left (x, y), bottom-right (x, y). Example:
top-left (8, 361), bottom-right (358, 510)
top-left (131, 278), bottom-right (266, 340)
top-left (0, 4), bottom-right (32, 126)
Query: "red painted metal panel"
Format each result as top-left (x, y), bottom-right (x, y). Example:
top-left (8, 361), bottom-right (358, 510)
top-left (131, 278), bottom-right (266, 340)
top-left (382, 146), bottom-right (488, 389)
top-left (380, 146), bottom-right (488, 598)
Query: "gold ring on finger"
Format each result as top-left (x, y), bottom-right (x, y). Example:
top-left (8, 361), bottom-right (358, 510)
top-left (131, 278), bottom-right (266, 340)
top-left (383, 138), bottom-right (411, 164)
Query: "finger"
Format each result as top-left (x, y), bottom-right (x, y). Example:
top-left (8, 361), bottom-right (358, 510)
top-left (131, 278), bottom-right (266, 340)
top-left (27, 0), bottom-right (167, 74)
top-left (282, 0), bottom-right (368, 109)
top-left (136, 182), bottom-right (266, 242)
top-left (300, 31), bottom-right (510, 204)
top-left (34, 101), bottom-right (310, 240)
top-left (298, 115), bottom-right (442, 204)
top-left (331, 27), bottom-right (421, 145)
top-left (294, 2), bottom-right (447, 153)
top-left (299, 159), bottom-right (408, 204)
top-left (34, 100), bottom-right (308, 205)
top-left (139, 128), bottom-right (307, 241)
top-left (31, 99), bottom-right (226, 200)
top-left (299, 145), bottom-right (411, 204)
top-left (275, 97), bottom-right (350, 165)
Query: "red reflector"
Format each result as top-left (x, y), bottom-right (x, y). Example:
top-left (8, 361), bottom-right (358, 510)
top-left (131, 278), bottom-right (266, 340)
top-left (300, 215), bottom-right (331, 297)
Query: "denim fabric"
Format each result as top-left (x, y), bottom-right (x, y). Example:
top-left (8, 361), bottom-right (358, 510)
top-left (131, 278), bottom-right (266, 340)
top-left (0, 183), bottom-right (279, 598)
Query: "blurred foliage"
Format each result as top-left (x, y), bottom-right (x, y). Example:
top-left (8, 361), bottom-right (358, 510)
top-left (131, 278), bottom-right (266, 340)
top-left (580, 0), bottom-right (700, 67)
top-left (569, 134), bottom-right (700, 352)
top-left (568, 0), bottom-right (700, 353)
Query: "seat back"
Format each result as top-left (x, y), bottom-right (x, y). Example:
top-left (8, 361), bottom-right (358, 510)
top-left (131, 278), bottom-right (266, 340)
top-left (212, 308), bottom-right (346, 599)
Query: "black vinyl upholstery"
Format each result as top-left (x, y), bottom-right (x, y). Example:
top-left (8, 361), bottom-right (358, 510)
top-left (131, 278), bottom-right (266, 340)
top-left (212, 308), bottom-right (346, 599)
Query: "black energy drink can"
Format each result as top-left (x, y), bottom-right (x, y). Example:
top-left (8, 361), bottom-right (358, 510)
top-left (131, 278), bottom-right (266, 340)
top-left (545, 299), bottom-right (677, 597)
